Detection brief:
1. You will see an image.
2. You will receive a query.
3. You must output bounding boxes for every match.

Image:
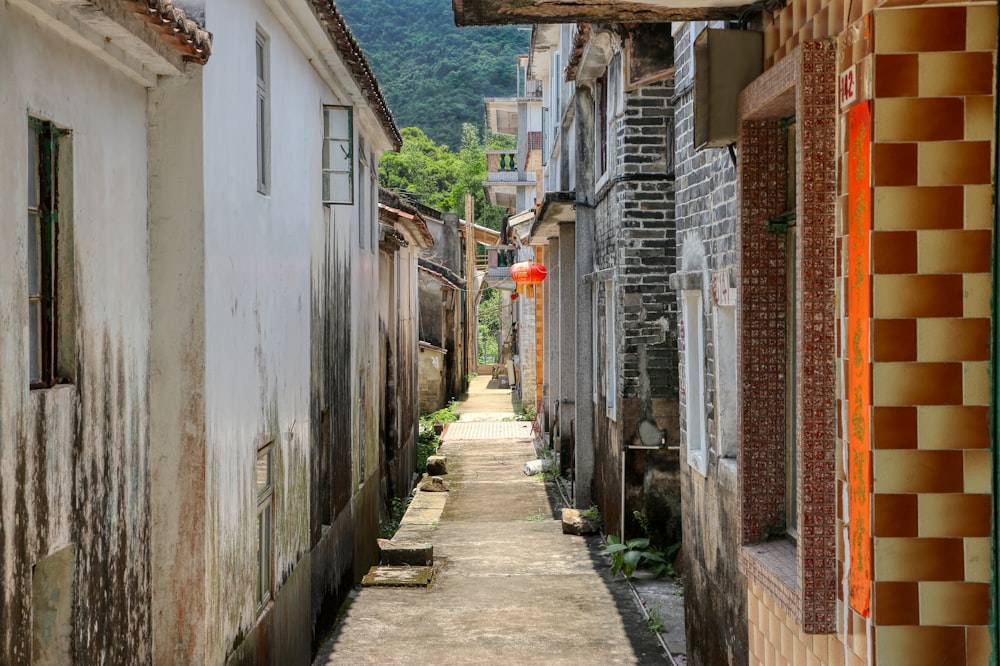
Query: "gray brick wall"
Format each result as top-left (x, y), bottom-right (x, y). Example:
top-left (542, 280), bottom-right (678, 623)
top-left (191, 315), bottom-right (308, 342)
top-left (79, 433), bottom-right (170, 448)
top-left (673, 22), bottom-right (748, 666)
top-left (593, 75), bottom-right (678, 401)
top-left (673, 22), bottom-right (738, 451)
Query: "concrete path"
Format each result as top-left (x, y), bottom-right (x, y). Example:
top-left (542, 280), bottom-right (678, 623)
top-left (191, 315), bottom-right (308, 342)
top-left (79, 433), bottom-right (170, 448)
top-left (313, 376), bottom-right (669, 664)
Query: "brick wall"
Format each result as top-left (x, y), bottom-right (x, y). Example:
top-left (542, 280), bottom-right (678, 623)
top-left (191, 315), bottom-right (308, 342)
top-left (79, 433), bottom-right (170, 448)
top-left (673, 21), bottom-right (750, 666)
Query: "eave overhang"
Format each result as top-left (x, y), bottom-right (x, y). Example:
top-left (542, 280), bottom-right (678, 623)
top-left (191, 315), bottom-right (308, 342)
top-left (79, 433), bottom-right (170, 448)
top-left (452, 0), bottom-right (745, 26)
top-left (307, 0), bottom-right (402, 150)
top-left (528, 191), bottom-right (576, 242)
top-left (11, 0), bottom-right (211, 86)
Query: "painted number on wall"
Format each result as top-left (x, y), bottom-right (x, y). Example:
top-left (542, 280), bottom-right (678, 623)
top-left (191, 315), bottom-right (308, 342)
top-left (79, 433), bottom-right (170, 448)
top-left (840, 65), bottom-right (857, 108)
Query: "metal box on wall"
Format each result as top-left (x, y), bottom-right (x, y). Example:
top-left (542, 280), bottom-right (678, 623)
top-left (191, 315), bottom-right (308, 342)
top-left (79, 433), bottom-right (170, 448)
top-left (694, 28), bottom-right (764, 149)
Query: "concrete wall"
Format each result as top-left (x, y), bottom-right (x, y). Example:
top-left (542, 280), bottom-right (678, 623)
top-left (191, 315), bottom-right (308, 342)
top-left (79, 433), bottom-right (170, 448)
top-left (0, 5), bottom-right (154, 662)
top-left (193, 1), bottom-right (386, 660)
top-left (379, 231), bottom-right (421, 503)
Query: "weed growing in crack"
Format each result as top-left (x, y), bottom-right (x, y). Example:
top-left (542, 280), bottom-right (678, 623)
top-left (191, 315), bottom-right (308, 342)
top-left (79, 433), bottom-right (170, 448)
top-left (645, 601), bottom-right (667, 634)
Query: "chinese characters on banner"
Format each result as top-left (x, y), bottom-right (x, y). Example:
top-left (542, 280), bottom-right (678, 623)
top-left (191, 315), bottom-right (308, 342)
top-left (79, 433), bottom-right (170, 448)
top-left (846, 100), bottom-right (872, 618)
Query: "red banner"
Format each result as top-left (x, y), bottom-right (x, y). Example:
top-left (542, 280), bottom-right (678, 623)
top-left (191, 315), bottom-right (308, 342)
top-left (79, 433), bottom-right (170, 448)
top-left (846, 100), bottom-right (872, 617)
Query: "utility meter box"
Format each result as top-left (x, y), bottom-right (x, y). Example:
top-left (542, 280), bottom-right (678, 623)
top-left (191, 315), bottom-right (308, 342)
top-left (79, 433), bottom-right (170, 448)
top-left (694, 28), bottom-right (764, 149)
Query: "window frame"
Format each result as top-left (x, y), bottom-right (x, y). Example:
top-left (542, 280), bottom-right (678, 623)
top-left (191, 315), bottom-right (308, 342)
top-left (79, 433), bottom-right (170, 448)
top-left (256, 440), bottom-right (274, 612)
top-left (28, 117), bottom-right (73, 390)
top-left (322, 105), bottom-right (354, 205)
top-left (256, 27), bottom-right (270, 196)
top-left (735, 42), bottom-right (837, 635)
top-left (604, 280), bottom-right (617, 420)
top-left (595, 71), bottom-right (608, 179)
top-left (682, 288), bottom-right (707, 476)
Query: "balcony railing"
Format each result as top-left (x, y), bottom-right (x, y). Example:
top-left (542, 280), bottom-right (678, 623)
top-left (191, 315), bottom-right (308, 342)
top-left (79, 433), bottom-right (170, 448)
top-left (487, 151), bottom-right (518, 173)
top-left (488, 245), bottom-right (517, 268)
top-left (485, 171), bottom-right (537, 183)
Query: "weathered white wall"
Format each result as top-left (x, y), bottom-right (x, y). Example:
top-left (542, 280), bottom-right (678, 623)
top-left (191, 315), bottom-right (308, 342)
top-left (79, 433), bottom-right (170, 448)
top-left (198, 0), bottom-right (387, 659)
top-left (0, 4), bottom-right (153, 662)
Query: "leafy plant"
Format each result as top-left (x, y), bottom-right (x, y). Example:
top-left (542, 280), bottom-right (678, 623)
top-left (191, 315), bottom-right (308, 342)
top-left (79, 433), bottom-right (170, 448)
top-left (421, 401), bottom-right (459, 427)
top-left (380, 495), bottom-right (412, 539)
top-left (514, 402), bottom-right (536, 422)
top-left (622, 510), bottom-right (680, 579)
top-left (337, 0), bottom-right (529, 151)
top-left (645, 601), bottom-right (667, 633)
top-left (416, 425), bottom-right (438, 475)
top-left (580, 505), bottom-right (602, 529)
top-left (601, 535), bottom-right (659, 578)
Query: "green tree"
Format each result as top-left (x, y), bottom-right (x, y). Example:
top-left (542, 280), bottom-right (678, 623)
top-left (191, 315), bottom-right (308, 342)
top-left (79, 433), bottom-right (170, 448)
top-left (381, 124), bottom-right (510, 230)
top-left (477, 287), bottom-right (500, 364)
top-left (337, 0), bottom-right (529, 149)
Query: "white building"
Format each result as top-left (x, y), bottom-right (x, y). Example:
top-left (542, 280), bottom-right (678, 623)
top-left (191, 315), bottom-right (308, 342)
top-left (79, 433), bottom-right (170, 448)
top-left (1, 0), bottom-right (402, 663)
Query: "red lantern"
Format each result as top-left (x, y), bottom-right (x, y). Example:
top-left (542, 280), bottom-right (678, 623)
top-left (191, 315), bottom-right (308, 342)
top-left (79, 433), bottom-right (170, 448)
top-left (510, 292), bottom-right (519, 300)
top-left (509, 261), bottom-right (548, 285)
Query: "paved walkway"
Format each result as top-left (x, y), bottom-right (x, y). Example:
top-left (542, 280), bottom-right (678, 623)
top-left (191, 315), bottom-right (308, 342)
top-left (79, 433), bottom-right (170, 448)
top-left (313, 376), bottom-right (670, 665)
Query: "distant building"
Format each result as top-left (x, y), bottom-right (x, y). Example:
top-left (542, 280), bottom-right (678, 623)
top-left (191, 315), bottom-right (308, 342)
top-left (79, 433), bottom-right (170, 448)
top-left (377, 190), bottom-right (435, 497)
top-left (525, 22), bottom-right (682, 542)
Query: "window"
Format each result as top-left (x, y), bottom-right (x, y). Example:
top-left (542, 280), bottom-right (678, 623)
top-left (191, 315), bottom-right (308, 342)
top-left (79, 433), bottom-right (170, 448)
top-left (256, 441), bottom-right (274, 611)
top-left (256, 28), bottom-right (270, 195)
top-left (682, 289), bottom-right (707, 475)
top-left (28, 117), bottom-right (74, 389)
top-left (713, 304), bottom-right (738, 460)
top-left (592, 285), bottom-right (599, 403)
top-left (604, 281), bottom-right (617, 419)
top-left (369, 151), bottom-right (378, 252)
top-left (736, 42), bottom-right (836, 634)
top-left (358, 138), bottom-right (367, 249)
top-left (322, 105), bottom-right (353, 204)
top-left (595, 72), bottom-right (608, 178)
top-left (763, 117), bottom-right (799, 538)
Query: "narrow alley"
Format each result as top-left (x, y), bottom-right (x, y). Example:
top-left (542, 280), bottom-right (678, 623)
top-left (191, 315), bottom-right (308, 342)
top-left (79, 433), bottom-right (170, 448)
top-left (314, 376), bottom-right (680, 664)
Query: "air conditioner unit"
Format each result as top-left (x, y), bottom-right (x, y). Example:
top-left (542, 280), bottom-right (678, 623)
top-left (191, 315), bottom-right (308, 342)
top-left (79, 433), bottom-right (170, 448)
top-left (694, 28), bottom-right (764, 150)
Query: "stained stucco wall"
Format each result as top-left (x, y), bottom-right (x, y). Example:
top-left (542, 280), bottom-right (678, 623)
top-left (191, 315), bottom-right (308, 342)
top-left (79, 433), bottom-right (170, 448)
top-left (196, 0), bottom-right (385, 659)
top-left (0, 4), bottom-right (153, 663)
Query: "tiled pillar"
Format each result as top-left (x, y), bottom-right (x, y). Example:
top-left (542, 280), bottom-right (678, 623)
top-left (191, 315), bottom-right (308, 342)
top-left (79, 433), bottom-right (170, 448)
top-left (868, 6), bottom-right (996, 663)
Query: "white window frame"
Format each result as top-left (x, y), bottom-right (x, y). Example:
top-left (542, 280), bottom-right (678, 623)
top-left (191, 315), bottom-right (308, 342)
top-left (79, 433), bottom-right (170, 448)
top-left (256, 28), bottom-right (270, 195)
top-left (358, 137), bottom-right (367, 249)
top-left (369, 149), bottom-right (378, 253)
top-left (604, 280), bottom-right (617, 420)
top-left (592, 284), bottom-right (599, 403)
top-left (714, 304), bottom-right (738, 460)
top-left (322, 105), bottom-right (354, 205)
top-left (256, 440), bottom-right (274, 611)
top-left (682, 288), bottom-right (707, 476)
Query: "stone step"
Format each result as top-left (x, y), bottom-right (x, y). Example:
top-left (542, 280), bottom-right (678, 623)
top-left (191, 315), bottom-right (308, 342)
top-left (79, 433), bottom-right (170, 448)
top-left (361, 566), bottom-right (434, 588)
top-left (378, 539), bottom-right (433, 566)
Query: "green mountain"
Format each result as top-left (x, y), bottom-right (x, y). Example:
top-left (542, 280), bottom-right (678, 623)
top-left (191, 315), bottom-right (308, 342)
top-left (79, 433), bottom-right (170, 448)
top-left (337, 0), bottom-right (529, 150)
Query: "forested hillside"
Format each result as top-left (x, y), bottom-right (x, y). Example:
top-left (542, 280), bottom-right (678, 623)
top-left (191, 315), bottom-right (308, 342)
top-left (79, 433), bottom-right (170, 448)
top-left (337, 0), bottom-right (529, 150)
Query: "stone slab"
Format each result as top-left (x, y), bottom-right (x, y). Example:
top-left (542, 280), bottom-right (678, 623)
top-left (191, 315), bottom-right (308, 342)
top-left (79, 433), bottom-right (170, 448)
top-left (361, 566), bottom-right (434, 588)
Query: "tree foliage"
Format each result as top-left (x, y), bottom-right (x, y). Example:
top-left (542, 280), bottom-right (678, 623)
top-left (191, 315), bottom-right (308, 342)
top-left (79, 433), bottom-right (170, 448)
top-left (337, 0), bottom-right (528, 150)
top-left (380, 124), bottom-right (508, 230)
top-left (477, 287), bottom-right (500, 363)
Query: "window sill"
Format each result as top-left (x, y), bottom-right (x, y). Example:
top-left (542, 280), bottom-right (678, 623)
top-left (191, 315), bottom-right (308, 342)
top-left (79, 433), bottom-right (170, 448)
top-left (739, 540), bottom-right (800, 622)
top-left (717, 456), bottom-right (738, 492)
top-left (29, 382), bottom-right (76, 394)
top-left (686, 449), bottom-right (707, 477)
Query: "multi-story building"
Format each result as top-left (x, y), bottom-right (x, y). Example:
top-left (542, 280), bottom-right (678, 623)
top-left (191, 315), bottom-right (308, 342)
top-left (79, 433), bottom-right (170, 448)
top-left (500, 21), bottom-right (684, 542)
